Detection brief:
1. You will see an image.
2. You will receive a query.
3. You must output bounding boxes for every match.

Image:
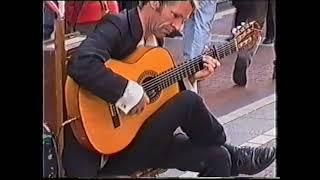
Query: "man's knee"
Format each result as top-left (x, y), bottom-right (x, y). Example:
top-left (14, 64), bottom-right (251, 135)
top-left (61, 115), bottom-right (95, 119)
top-left (178, 90), bottom-right (202, 104)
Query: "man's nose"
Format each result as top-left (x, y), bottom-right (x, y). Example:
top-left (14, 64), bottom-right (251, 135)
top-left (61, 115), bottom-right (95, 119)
top-left (172, 20), bottom-right (184, 32)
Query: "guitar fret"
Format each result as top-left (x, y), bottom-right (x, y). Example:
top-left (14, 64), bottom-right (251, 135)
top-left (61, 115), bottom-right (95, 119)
top-left (192, 62), bottom-right (196, 74)
top-left (187, 65), bottom-right (192, 77)
top-left (183, 69), bottom-right (187, 78)
top-left (219, 49), bottom-right (224, 59)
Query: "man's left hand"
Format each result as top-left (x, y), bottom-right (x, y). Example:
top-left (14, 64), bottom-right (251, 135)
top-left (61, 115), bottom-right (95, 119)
top-left (189, 55), bottom-right (221, 83)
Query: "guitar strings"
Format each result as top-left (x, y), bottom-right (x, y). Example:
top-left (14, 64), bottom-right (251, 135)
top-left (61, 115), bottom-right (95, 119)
top-left (142, 40), bottom-right (235, 89)
top-left (142, 41), bottom-right (236, 92)
top-left (142, 48), bottom-right (235, 93)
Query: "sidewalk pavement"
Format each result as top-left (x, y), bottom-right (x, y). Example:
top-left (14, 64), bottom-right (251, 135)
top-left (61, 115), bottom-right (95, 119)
top-left (237, 102), bottom-right (277, 178)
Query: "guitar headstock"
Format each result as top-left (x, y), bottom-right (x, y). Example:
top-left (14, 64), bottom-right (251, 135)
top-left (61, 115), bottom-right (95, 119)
top-left (232, 21), bottom-right (262, 52)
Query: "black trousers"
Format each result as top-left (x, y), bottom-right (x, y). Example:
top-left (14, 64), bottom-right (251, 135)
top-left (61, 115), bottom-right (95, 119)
top-left (265, 0), bottom-right (276, 40)
top-left (118, 1), bottom-right (139, 11)
top-left (97, 91), bottom-right (231, 177)
top-left (63, 91), bottom-right (232, 177)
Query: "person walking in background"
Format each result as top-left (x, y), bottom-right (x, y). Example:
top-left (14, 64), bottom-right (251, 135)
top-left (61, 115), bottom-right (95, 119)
top-left (43, 1), bottom-right (58, 40)
top-left (183, 0), bottom-right (218, 62)
top-left (231, 0), bottom-right (268, 86)
top-left (263, 0), bottom-right (275, 44)
top-left (263, 0), bottom-right (276, 79)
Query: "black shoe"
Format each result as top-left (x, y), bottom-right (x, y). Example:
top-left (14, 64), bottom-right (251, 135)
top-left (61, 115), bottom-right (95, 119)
top-left (272, 71), bottom-right (276, 80)
top-left (224, 145), bottom-right (276, 175)
top-left (263, 38), bottom-right (274, 44)
top-left (233, 57), bottom-right (249, 86)
top-left (272, 68), bottom-right (276, 79)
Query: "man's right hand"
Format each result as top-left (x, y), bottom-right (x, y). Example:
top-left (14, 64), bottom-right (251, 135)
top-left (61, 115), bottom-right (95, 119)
top-left (128, 93), bottom-right (150, 115)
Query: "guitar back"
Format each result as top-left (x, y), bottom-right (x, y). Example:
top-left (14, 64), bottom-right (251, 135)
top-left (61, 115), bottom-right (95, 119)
top-left (65, 46), bottom-right (180, 155)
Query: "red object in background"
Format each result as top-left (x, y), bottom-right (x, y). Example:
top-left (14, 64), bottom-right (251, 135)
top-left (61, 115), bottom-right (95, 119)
top-left (76, 2), bottom-right (107, 24)
top-left (65, 1), bottom-right (119, 27)
top-left (107, 1), bottom-right (119, 14)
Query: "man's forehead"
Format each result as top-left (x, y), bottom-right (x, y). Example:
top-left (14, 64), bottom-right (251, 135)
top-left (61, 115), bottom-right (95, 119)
top-left (167, 1), bottom-right (194, 18)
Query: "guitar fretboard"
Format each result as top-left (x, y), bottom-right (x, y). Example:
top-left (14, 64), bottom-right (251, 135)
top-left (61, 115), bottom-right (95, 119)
top-left (142, 39), bottom-right (237, 93)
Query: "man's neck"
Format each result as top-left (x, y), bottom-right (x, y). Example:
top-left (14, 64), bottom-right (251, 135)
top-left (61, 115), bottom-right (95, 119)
top-left (137, 6), bottom-right (154, 41)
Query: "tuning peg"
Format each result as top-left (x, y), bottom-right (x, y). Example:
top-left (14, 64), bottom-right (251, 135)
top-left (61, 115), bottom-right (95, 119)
top-left (237, 25), bottom-right (242, 30)
top-left (232, 28), bottom-right (237, 34)
top-left (241, 22), bottom-right (246, 26)
top-left (202, 44), bottom-right (214, 55)
top-left (203, 45), bottom-right (209, 52)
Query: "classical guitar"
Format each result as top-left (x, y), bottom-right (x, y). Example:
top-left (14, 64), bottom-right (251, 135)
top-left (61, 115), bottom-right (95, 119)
top-left (65, 21), bottom-right (262, 155)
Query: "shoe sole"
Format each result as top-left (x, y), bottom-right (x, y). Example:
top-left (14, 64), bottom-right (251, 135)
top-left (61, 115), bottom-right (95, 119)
top-left (233, 59), bottom-right (248, 86)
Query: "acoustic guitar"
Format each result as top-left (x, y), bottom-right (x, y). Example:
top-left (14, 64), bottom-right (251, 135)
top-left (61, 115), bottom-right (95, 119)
top-left (65, 21), bottom-right (262, 155)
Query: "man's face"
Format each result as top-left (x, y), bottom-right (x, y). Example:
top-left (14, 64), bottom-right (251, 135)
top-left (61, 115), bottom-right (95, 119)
top-left (151, 1), bottom-right (194, 38)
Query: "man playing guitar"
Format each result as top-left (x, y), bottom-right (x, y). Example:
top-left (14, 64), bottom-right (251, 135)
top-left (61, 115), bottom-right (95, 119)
top-left (63, 0), bottom-right (275, 177)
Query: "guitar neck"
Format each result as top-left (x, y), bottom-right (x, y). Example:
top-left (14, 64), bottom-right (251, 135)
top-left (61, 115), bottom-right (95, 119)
top-left (213, 39), bottom-right (238, 60)
top-left (142, 39), bottom-right (238, 92)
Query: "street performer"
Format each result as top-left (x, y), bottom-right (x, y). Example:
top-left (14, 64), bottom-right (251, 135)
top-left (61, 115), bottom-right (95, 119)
top-left (63, 0), bottom-right (276, 177)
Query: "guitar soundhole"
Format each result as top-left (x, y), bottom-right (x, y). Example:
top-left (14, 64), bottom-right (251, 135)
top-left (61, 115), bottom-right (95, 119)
top-left (142, 77), bottom-right (161, 104)
top-left (138, 70), bottom-right (161, 104)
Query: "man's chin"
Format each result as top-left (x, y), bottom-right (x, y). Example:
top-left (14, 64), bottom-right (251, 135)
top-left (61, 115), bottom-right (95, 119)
top-left (166, 31), bottom-right (182, 38)
top-left (154, 33), bottom-right (166, 39)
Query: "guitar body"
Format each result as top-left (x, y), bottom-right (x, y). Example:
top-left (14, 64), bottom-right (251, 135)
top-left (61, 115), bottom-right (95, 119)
top-left (65, 46), bottom-right (180, 155)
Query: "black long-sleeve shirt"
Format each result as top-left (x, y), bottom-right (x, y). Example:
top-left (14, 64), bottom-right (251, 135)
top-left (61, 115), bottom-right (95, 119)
top-left (67, 8), bottom-right (143, 104)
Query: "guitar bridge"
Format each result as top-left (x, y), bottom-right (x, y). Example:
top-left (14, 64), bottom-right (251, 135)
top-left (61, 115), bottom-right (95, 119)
top-left (109, 104), bottom-right (120, 128)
